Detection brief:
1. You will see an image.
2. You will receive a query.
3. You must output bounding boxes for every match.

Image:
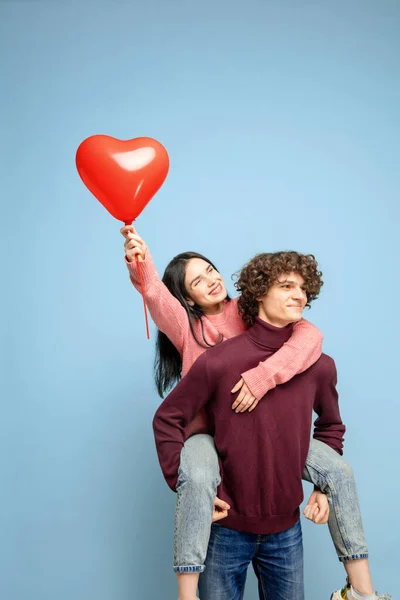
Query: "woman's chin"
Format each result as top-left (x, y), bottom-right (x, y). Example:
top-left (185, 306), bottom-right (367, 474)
top-left (210, 290), bottom-right (227, 303)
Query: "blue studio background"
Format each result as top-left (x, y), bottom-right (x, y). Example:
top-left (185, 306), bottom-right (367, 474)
top-left (1, 1), bottom-right (399, 599)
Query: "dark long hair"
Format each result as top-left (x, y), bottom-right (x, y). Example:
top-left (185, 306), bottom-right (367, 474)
top-left (154, 252), bottom-right (230, 398)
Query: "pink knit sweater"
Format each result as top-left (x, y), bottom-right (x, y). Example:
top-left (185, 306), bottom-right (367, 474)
top-left (126, 251), bottom-right (323, 436)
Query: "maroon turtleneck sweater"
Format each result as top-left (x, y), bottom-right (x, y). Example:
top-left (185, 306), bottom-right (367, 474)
top-left (153, 317), bottom-right (345, 535)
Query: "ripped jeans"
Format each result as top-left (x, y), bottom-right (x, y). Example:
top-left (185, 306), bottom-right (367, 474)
top-left (173, 435), bottom-right (368, 573)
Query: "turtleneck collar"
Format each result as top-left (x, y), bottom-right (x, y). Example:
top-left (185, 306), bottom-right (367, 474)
top-left (247, 317), bottom-right (294, 350)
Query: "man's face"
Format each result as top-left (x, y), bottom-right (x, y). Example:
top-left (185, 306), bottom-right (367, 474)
top-left (257, 272), bottom-right (307, 328)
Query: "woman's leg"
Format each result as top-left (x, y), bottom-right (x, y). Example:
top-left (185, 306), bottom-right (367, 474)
top-left (303, 439), bottom-right (374, 595)
top-left (174, 434), bottom-right (220, 600)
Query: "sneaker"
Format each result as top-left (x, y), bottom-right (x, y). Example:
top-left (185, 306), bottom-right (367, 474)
top-left (330, 579), bottom-right (392, 600)
top-left (330, 579), bottom-right (350, 600)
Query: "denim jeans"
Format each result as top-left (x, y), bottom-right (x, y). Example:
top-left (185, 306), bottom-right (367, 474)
top-left (303, 438), bottom-right (368, 562)
top-left (173, 434), bottom-right (368, 572)
top-left (198, 520), bottom-right (304, 600)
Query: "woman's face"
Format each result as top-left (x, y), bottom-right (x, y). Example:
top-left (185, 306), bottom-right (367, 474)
top-left (184, 258), bottom-right (227, 314)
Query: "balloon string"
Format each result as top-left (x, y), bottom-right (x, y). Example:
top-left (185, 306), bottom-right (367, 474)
top-left (125, 220), bottom-right (150, 340)
top-left (136, 256), bottom-right (150, 339)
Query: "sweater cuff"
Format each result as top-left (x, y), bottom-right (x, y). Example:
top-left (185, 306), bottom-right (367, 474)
top-left (125, 250), bottom-right (159, 288)
top-left (241, 366), bottom-right (276, 401)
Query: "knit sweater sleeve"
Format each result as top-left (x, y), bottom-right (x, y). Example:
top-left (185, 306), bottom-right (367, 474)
top-left (125, 250), bottom-right (189, 353)
top-left (240, 319), bottom-right (323, 400)
top-left (312, 357), bottom-right (346, 455)
top-left (152, 353), bottom-right (212, 491)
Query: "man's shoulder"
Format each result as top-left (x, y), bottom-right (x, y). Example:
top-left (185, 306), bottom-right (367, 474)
top-left (207, 330), bottom-right (248, 357)
top-left (311, 352), bottom-right (337, 379)
top-left (199, 331), bottom-right (249, 374)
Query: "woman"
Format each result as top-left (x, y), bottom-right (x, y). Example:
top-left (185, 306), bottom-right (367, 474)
top-left (121, 226), bottom-right (378, 600)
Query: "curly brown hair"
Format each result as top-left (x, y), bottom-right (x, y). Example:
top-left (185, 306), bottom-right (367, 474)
top-left (235, 251), bottom-right (323, 328)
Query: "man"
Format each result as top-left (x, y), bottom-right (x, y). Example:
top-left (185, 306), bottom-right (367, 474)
top-left (153, 250), bottom-right (344, 600)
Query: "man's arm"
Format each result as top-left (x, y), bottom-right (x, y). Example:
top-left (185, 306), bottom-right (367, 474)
top-left (313, 356), bottom-right (346, 455)
top-left (153, 353), bottom-right (213, 491)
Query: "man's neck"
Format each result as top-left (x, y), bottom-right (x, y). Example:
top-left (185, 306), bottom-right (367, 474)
top-left (257, 313), bottom-right (293, 328)
top-left (247, 317), bottom-right (294, 350)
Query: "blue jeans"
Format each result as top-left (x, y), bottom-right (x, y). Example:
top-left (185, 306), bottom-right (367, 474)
top-left (174, 435), bottom-right (368, 572)
top-left (303, 439), bottom-right (368, 563)
top-left (198, 520), bottom-right (304, 600)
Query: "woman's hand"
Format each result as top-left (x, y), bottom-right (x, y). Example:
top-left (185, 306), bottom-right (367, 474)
top-left (212, 496), bottom-right (230, 522)
top-left (231, 378), bottom-right (259, 413)
top-left (120, 225), bottom-right (147, 263)
top-left (303, 490), bottom-right (330, 524)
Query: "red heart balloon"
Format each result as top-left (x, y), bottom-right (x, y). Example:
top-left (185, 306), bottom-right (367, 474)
top-left (76, 135), bottom-right (169, 224)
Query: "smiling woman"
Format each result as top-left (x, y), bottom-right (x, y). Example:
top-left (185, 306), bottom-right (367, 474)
top-left (184, 258), bottom-right (227, 315)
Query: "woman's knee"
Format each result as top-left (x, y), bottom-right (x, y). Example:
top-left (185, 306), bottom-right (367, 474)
top-left (332, 459), bottom-right (355, 487)
top-left (322, 458), bottom-right (356, 500)
top-left (307, 440), bottom-right (356, 490)
top-left (179, 435), bottom-right (220, 487)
